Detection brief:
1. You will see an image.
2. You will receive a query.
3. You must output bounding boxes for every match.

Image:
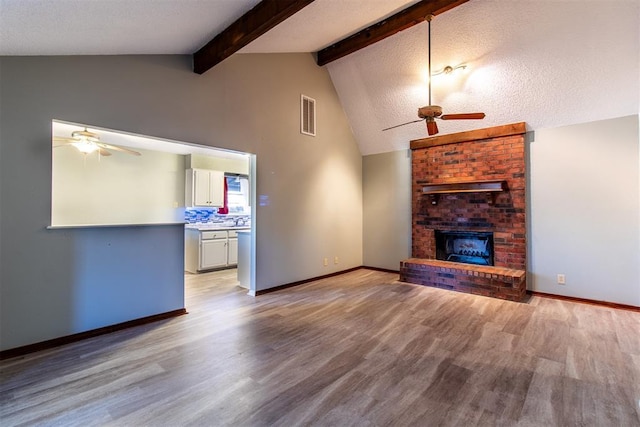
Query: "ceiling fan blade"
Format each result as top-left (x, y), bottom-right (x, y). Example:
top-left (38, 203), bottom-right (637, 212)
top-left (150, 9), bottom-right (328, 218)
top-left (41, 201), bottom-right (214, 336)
top-left (382, 119), bottom-right (425, 131)
top-left (426, 120), bottom-right (439, 136)
top-left (99, 149), bottom-right (112, 156)
top-left (96, 142), bottom-right (141, 156)
top-left (53, 136), bottom-right (76, 143)
top-left (440, 113), bottom-right (486, 120)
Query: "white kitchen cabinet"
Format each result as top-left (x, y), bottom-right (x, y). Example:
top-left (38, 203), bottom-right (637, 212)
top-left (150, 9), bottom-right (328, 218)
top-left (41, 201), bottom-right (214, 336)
top-left (186, 169), bottom-right (224, 207)
top-left (184, 228), bottom-right (247, 273)
top-left (201, 239), bottom-right (228, 269)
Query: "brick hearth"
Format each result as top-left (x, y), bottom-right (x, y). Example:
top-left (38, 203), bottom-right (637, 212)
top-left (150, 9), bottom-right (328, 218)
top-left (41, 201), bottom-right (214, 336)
top-left (399, 258), bottom-right (526, 302)
top-left (400, 123), bottom-right (527, 302)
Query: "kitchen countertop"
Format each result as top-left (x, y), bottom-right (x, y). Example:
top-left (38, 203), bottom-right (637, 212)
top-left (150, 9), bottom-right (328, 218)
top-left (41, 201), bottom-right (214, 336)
top-left (185, 224), bottom-right (250, 231)
top-left (48, 222), bottom-right (187, 230)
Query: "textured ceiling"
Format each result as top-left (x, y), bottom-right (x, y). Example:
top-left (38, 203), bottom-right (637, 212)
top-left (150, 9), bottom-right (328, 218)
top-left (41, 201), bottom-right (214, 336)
top-left (328, 0), bottom-right (639, 154)
top-left (0, 0), bottom-right (263, 55)
top-left (0, 0), bottom-right (419, 55)
top-left (238, 0), bottom-right (421, 53)
top-left (2, 0), bottom-right (638, 157)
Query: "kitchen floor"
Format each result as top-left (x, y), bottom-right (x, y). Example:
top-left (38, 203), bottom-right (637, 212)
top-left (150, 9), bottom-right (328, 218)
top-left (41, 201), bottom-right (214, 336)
top-left (184, 267), bottom-right (242, 298)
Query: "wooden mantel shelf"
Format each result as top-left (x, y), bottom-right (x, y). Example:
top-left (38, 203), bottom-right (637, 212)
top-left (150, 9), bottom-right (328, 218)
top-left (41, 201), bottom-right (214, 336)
top-left (421, 180), bottom-right (507, 205)
top-left (410, 122), bottom-right (527, 150)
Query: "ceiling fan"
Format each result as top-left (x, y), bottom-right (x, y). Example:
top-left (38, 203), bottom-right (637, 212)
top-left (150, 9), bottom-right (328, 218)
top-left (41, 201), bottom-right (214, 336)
top-left (54, 128), bottom-right (141, 156)
top-left (382, 14), bottom-right (485, 136)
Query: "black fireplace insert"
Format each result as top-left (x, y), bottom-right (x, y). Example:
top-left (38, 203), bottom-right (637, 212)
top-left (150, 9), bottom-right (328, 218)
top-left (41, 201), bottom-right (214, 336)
top-left (435, 230), bottom-right (494, 266)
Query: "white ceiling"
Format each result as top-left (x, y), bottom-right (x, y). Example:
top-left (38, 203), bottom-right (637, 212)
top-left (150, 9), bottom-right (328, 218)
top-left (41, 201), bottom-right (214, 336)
top-left (238, 0), bottom-right (422, 54)
top-left (327, 0), bottom-right (639, 154)
top-left (2, 0), bottom-right (639, 156)
top-left (52, 120), bottom-right (249, 160)
top-left (0, 0), bottom-right (420, 55)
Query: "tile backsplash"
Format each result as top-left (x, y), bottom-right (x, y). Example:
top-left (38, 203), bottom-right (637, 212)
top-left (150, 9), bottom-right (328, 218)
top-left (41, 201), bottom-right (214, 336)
top-left (185, 208), bottom-right (250, 226)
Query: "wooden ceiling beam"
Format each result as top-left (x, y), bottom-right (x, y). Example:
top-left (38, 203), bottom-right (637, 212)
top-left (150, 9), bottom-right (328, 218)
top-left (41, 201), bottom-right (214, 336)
top-left (316, 0), bottom-right (469, 67)
top-left (193, 0), bottom-right (316, 75)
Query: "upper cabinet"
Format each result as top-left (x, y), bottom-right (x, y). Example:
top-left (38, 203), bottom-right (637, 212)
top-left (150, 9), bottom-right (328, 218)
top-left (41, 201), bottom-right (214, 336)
top-left (186, 168), bottom-right (224, 207)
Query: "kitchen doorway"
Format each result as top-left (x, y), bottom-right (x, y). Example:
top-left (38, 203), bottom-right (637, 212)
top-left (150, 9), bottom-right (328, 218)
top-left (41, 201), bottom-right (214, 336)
top-left (52, 119), bottom-right (256, 295)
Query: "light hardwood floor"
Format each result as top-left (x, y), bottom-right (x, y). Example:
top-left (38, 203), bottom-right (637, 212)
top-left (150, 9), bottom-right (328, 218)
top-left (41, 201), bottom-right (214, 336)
top-left (1, 269), bottom-right (639, 426)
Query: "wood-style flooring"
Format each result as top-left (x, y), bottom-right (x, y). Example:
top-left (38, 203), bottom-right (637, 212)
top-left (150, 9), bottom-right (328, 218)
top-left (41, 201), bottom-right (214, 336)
top-left (1, 269), bottom-right (639, 426)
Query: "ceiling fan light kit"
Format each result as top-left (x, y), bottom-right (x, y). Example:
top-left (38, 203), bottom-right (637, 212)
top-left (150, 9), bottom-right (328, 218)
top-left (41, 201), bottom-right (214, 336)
top-left (69, 129), bottom-right (100, 154)
top-left (382, 14), bottom-right (485, 136)
top-left (71, 140), bottom-right (100, 154)
top-left (432, 64), bottom-right (467, 76)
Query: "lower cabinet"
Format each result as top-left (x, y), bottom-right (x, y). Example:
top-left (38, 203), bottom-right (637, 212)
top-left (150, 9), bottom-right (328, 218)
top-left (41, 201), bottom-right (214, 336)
top-left (201, 239), bottom-right (228, 269)
top-left (184, 228), bottom-right (246, 273)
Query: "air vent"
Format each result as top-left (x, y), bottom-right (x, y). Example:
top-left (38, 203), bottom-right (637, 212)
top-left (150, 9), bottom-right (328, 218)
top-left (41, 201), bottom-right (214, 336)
top-left (301, 94), bottom-right (316, 136)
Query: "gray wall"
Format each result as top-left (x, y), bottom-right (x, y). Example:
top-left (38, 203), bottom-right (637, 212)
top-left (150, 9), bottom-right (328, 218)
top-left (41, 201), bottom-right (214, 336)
top-left (0, 53), bottom-right (363, 350)
top-left (362, 150), bottom-right (411, 271)
top-left (528, 115), bottom-right (639, 305)
top-left (361, 116), bottom-right (640, 306)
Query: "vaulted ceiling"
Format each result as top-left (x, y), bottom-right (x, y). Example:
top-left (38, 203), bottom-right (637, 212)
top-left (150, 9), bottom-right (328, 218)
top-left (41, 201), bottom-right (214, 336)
top-left (1, 0), bottom-right (638, 155)
top-left (0, 0), bottom-right (423, 56)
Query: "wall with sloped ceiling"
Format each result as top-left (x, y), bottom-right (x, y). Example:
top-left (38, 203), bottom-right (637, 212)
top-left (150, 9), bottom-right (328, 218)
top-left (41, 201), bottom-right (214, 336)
top-left (356, 0), bottom-right (639, 306)
top-left (0, 53), bottom-right (362, 351)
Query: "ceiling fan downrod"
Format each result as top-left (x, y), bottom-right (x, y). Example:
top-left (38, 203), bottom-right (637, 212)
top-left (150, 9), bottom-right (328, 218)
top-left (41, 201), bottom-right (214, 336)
top-left (427, 14), bottom-right (433, 106)
top-left (380, 13), bottom-right (485, 135)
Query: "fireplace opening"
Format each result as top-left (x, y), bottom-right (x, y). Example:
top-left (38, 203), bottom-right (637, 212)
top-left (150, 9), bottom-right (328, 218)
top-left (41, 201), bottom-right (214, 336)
top-left (435, 230), bottom-right (494, 266)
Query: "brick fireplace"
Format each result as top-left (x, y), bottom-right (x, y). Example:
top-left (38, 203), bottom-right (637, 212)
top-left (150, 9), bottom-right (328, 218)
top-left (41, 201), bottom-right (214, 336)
top-left (399, 123), bottom-right (527, 302)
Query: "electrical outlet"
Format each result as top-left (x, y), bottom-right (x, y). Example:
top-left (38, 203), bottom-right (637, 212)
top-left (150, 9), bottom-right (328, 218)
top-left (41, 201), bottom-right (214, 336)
top-left (334, 256), bottom-right (339, 264)
top-left (557, 274), bottom-right (566, 285)
top-left (323, 257), bottom-right (328, 267)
